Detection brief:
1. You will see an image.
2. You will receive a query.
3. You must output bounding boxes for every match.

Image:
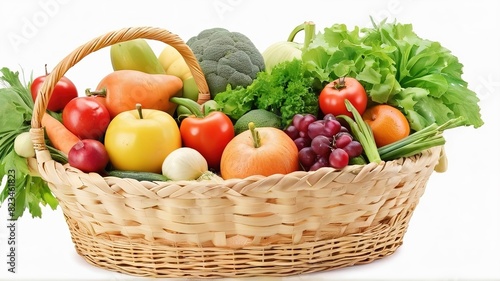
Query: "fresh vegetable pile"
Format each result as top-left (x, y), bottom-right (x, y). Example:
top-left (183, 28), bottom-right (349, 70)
top-left (0, 20), bottom-right (483, 219)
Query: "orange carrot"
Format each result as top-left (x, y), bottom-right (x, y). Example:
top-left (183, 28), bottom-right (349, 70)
top-left (41, 113), bottom-right (80, 155)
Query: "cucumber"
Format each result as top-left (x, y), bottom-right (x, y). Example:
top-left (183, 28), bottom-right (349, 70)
top-left (349, 155), bottom-right (367, 165)
top-left (107, 170), bottom-right (169, 182)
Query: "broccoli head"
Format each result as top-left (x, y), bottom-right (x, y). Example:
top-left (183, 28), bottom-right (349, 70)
top-left (186, 28), bottom-right (265, 98)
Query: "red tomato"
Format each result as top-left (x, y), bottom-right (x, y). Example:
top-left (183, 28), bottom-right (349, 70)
top-left (319, 77), bottom-right (367, 118)
top-left (31, 65), bottom-right (78, 112)
top-left (179, 111), bottom-right (234, 170)
top-left (62, 97), bottom-right (111, 141)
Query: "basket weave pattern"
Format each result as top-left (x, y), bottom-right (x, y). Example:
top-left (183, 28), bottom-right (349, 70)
top-left (29, 27), bottom-right (440, 278)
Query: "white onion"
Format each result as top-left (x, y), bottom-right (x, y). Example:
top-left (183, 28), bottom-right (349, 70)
top-left (162, 147), bottom-right (208, 181)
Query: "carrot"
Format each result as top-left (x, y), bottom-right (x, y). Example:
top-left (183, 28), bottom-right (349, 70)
top-left (41, 113), bottom-right (80, 155)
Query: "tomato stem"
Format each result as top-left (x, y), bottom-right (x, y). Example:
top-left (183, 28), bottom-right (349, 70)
top-left (85, 88), bottom-right (107, 97)
top-left (248, 122), bottom-right (261, 148)
top-left (136, 103), bottom-right (144, 119)
top-left (334, 76), bottom-right (347, 90)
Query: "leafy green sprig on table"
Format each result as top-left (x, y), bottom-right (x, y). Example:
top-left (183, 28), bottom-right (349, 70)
top-left (302, 19), bottom-right (483, 131)
top-left (0, 67), bottom-right (63, 219)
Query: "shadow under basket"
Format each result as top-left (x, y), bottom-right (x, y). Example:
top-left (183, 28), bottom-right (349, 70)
top-left (28, 26), bottom-right (441, 278)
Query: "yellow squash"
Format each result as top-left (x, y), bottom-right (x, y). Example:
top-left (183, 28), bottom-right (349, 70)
top-left (158, 44), bottom-right (199, 101)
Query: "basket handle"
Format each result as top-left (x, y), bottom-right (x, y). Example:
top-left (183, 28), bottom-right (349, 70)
top-left (30, 26), bottom-right (210, 157)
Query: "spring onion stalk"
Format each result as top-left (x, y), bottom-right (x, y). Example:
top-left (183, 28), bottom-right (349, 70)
top-left (377, 123), bottom-right (440, 156)
top-left (338, 100), bottom-right (381, 164)
top-left (377, 117), bottom-right (465, 160)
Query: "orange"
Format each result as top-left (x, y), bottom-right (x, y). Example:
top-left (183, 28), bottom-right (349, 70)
top-left (362, 104), bottom-right (410, 147)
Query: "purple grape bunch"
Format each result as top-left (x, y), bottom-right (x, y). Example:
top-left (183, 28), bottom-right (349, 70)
top-left (284, 113), bottom-right (363, 171)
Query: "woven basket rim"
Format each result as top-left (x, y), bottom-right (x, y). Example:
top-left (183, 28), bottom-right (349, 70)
top-left (31, 145), bottom-right (439, 190)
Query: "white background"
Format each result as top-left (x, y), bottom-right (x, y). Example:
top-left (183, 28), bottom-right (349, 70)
top-left (0, 0), bottom-right (499, 280)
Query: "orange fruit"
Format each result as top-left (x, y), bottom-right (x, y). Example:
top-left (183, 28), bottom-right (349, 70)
top-left (362, 104), bottom-right (410, 147)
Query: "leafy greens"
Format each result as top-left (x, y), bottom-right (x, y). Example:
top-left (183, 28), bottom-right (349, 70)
top-left (214, 59), bottom-right (318, 127)
top-left (302, 19), bottom-right (483, 131)
top-left (0, 67), bottom-right (60, 219)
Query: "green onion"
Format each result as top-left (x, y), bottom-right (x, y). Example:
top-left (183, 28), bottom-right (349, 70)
top-left (338, 99), bottom-right (465, 162)
top-left (377, 117), bottom-right (465, 160)
top-left (338, 100), bottom-right (381, 164)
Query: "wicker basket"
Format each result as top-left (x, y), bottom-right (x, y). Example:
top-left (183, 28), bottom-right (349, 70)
top-left (29, 26), bottom-right (441, 278)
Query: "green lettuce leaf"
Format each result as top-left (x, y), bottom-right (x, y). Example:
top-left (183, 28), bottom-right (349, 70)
top-left (302, 19), bottom-right (484, 131)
